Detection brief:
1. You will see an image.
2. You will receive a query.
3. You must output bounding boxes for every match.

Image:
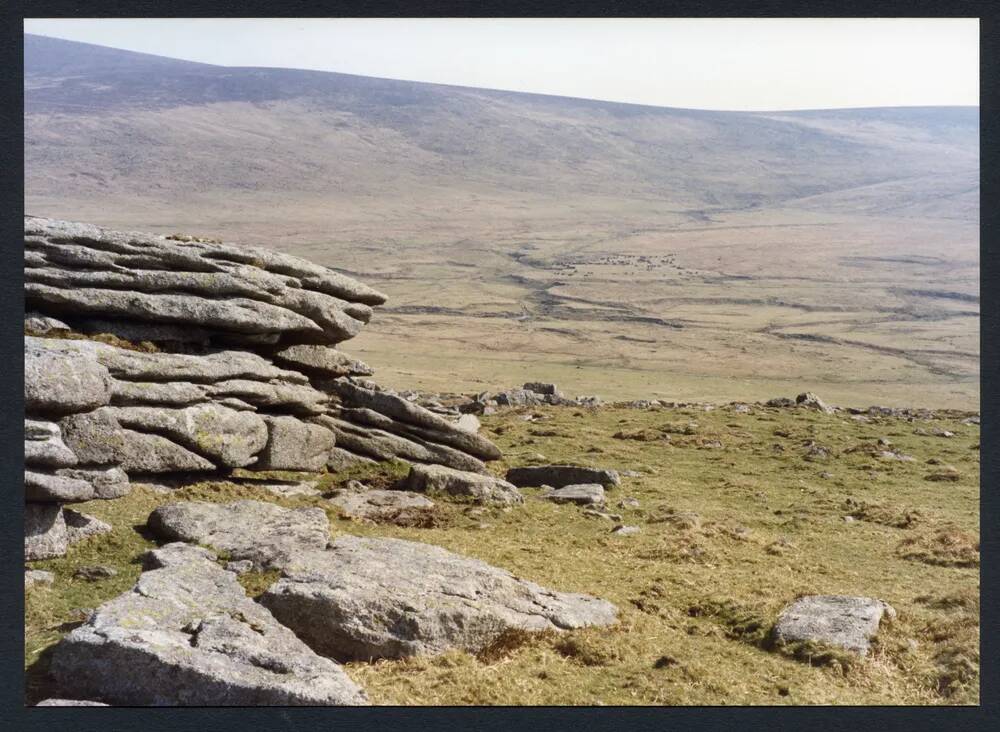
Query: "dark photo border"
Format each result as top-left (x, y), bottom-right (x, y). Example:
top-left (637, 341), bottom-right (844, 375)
top-left (1, 2), bottom-right (995, 730)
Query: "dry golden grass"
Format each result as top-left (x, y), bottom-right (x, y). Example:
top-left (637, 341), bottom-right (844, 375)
top-left (24, 404), bottom-right (979, 705)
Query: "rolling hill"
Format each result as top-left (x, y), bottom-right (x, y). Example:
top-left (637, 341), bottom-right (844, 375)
top-left (23, 34), bottom-right (980, 409)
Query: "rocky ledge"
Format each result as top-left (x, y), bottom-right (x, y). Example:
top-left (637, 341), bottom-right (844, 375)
top-left (23, 217), bottom-right (507, 559)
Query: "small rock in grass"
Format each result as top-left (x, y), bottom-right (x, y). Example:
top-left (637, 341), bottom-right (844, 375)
top-left (772, 595), bottom-right (896, 655)
top-left (611, 525), bottom-right (641, 536)
top-left (64, 510), bottom-right (112, 545)
top-left (25, 569), bottom-right (55, 588)
top-left (542, 484), bottom-right (605, 507)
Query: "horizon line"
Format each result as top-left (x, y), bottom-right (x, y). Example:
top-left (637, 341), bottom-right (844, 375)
top-left (24, 32), bottom-right (981, 115)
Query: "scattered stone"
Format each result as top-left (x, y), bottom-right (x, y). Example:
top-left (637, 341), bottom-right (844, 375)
top-left (454, 414), bottom-right (482, 434)
top-left (49, 556), bottom-right (368, 705)
top-left (147, 500), bottom-right (330, 570)
top-left (328, 489), bottom-right (435, 522)
top-left (25, 503), bottom-right (66, 561)
top-left (64, 510), bottom-right (112, 545)
top-left (397, 463), bottom-right (523, 506)
top-left (259, 536), bottom-right (617, 660)
top-left (73, 566), bottom-right (118, 581)
top-left (523, 382), bottom-right (560, 396)
top-left (542, 484), bottom-right (606, 507)
top-left (142, 542), bottom-right (218, 570)
top-left (932, 429), bottom-right (955, 438)
top-left (25, 569), bottom-right (55, 588)
top-left (226, 560), bottom-right (254, 575)
top-left (772, 595), bottom-right (896, 655)
top-left (506, 465), bottom-right (620, 489)
top-left (765, 397), bottom-right (796, 408)
top-left (795, 392), bottom-right (834, 414)
top-left (611, 525), bottom-right (641, 536)
top-left (618, 497), bottom-right (640, 508)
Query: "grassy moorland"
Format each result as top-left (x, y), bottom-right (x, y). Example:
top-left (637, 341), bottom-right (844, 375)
top-left (25, 402), bottom-right (979, 705)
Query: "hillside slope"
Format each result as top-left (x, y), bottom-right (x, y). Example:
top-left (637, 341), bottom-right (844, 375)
top-left (23, 35), bottom-right (980, 408)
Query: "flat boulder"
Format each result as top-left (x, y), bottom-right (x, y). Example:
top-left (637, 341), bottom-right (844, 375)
top-left (147, 500), bottom-right (330, 570)
top-left (397, 464), bottom-right (523, 506)
top-left (542, 484), bottom-right (606, 507)
top-left (506, 465), bottom-right (620, 489)
top-left (327, 489), bottom-right (435, 522)
top-left (259, 536), bottom-right (618, 661)
top-left (49, 556), bottom-right (367, 705)
top-left (772, 595), bottom-right (896, 655)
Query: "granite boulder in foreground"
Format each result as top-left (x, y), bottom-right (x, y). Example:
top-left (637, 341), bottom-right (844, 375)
top-left (772, 595), bottom-right (896, 655)
top-left (260, 536), bottom-right (618, 661)
top-left (49, 556), bottom-right (367, 706)
top-left (146, 500), bottom-right (330, 570)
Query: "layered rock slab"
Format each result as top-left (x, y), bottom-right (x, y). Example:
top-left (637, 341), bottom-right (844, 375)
top-left (147, 500), bottom-right (330, 570)
top-left (49, 556), bottom-right (367, 706)
top-left (259, 536), bottom-right (618, 661)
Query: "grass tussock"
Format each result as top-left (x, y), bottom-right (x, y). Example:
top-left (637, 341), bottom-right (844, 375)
top-left (897, 528), bottom-right (980, 568)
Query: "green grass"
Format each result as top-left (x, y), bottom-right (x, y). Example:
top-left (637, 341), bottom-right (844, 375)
top-left (24, 404), bottom-right (979, 705)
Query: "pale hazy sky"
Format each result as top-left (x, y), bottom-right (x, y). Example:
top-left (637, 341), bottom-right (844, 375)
top-left (24, 18), bottom-right (979, 111)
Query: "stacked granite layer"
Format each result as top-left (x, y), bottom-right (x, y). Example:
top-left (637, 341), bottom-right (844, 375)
top-left (24, 217), bottom-right (503, 558)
